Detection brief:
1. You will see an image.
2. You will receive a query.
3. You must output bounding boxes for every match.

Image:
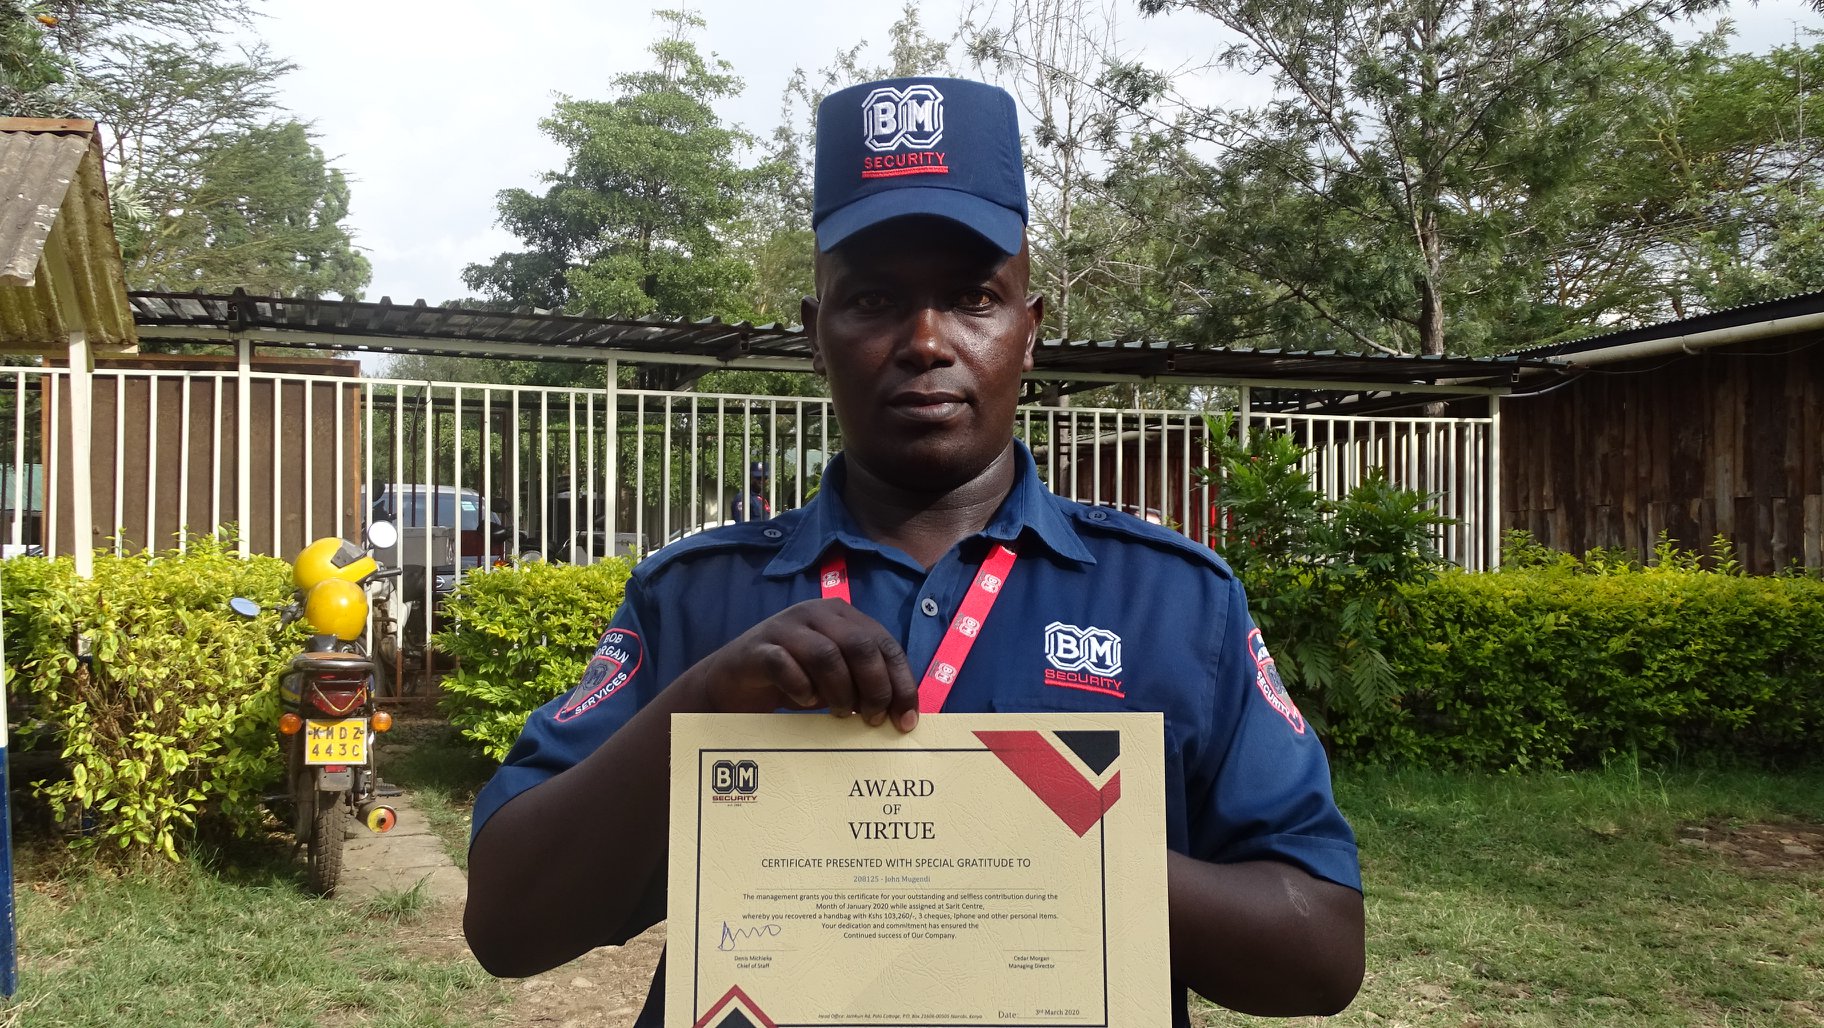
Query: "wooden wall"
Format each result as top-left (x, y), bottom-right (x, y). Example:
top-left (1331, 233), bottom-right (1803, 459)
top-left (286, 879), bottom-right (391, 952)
top-left (49, 353), bottom-right (364, 558)
top-left (1501, 333), bottom-right (1824, 573)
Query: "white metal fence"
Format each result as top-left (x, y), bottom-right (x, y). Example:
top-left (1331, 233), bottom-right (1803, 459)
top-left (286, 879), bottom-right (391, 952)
top-left (0, 362), bottom-right (1498, 665)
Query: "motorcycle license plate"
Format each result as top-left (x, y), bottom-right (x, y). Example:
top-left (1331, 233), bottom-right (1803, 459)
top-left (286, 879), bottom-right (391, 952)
top-left (303, 719), bottom-right (368, 765)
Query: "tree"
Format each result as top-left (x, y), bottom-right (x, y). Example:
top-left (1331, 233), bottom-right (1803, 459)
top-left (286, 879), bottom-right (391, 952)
top-left (121, 120), bottom-right (370, 297)
top-left (464, 9), bottom-right (753, 322)
top-left (1539, 33), bottom-right (1824, 326)
top-left (2, 6), bottom-right (68, 113)
top-left (2, 0), bottom-right (248, 115)
top-left (4, 2), bottom-right (371, 300)
top-left (1132, 0), bottom-right (1729, 356)
top-left (966, 0), bottom-right (1166, 342)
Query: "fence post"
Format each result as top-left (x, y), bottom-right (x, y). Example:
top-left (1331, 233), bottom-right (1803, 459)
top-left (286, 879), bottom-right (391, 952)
top-left (1237, 385), bottom-right (1251, 448)
top-left (1488, 394), bottom-right (1502, 569)
top-left (0, 549), bottom-right (15, 997)
top-left (236, 338), bottom-right (251, 559)
top-left (67, 331), bottom-right (92, 578)
top-left (605, 359), bottom-right (618, 547)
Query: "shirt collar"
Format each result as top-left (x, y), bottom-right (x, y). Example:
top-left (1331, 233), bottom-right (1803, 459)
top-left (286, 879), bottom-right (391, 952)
top-left (765, 442), bottom-right (1094, 578)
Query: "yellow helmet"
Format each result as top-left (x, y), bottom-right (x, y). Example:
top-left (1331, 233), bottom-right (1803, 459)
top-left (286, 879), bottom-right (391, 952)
top-left (303, 578), bottom-right (369, 641)
top-left (293, 537), bottom-right (378, 591)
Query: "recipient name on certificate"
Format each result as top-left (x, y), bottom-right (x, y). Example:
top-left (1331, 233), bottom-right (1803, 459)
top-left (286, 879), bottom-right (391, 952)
top-left (666, 712), bottom-right (1169, 1028)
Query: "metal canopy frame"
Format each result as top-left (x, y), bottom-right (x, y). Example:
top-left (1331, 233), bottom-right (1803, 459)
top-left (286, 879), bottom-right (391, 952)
top-left (130, 290), bottom-right (1563, 400)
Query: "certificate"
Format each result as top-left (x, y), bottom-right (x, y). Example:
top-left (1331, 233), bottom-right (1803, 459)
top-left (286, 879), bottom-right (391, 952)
top-left (666, 713), bottom-right (1169, 1028)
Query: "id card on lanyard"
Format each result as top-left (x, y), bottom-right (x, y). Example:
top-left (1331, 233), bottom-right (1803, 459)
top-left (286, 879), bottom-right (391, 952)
top-left (818, 542), bottom-right (1018, 713)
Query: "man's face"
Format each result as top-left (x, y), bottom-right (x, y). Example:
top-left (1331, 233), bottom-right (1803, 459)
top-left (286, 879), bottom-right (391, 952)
top-left (803, 218), bottom-right (1043, 493)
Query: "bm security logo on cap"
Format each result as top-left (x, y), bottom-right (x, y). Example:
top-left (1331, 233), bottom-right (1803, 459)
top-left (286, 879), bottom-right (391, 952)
top-left (861, 83), bottom-right (947, 178)
top-left (813, 76), bottom-right (1026, 254)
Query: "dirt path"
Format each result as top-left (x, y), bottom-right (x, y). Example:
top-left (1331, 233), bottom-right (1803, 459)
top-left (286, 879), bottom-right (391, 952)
top-left (338, 785), bottom-right (664, 1026)
top-left (396, 902), bottom-right (666, 1028)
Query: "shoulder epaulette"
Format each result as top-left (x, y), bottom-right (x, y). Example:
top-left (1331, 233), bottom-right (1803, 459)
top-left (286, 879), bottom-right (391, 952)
top-left (635, 518), bottom-right (793, 578)
top-left (1064, 503), bottom-right (1235, 579)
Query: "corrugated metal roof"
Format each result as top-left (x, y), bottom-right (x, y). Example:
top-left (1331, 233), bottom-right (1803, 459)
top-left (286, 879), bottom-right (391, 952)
top-left (130, 290), bottom-right (1557, 392)
top-left (0, 127), bottom-right (87, 284)
top-left (0, 118), bottom-right (137, 353)
top-left (1027, 336), bottom-right (1542, 384)
top-left (1511, 289), bottom-right (1824, 359)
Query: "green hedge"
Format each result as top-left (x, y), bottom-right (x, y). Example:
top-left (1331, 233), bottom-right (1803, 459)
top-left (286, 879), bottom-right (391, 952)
top-left (426, 537), bottom-right (1823, 774)
top-left (1327, 562), bottom-right (1824, 769)
top-left (1, 536), bottom-right (308, 859)
top-left (436, 558), bottom-right (634, 761)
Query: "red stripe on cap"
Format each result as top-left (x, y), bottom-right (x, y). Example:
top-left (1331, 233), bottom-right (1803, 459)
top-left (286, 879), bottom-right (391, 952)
top-left (860, 166), bottom-right (951, 179)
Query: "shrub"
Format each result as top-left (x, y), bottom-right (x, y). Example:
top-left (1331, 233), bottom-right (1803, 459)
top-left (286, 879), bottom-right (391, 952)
top-left (1, 534), bottom-right (308, 860)
top-left (436, 558), bottom-right (634, 761)
top-left (1199, 413), bottom-right (1454, 732)
top-left (1331, 538), bottom-right (1824, 769)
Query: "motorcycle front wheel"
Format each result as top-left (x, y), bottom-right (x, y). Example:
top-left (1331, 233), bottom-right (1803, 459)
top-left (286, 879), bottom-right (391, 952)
top-left (305, 790), bottom-right (347, 897)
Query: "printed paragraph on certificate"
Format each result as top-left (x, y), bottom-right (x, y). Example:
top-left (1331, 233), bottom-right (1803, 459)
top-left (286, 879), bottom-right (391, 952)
top-left (666, 712), bottom-right (1169, 1028)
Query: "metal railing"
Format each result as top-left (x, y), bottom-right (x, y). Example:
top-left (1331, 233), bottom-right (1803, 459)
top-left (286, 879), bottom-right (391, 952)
top-left (0, 363), bottom-right (1499, 667)
top-left (1248, 411), bottom-right (1500, 570)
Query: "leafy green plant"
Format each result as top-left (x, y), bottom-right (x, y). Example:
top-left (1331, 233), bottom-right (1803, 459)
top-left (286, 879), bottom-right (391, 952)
top-left (1198, 413), bottom-right (1454, 732)
top-left (1, 533), bottom-right (308, 860)
top-left (436, 558), bottom-right (635, 760)
top-left (1334, 537), bottom-right (1824, 769)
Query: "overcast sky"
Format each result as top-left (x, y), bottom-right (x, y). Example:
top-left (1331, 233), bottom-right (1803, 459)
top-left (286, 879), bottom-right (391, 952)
top-left (249, 0), bottom-right (1822, 308)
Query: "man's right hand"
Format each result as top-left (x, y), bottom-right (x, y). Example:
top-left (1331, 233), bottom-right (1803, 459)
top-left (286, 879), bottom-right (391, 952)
top-left (688, 598), bottom-right (921, 732)
top-left (467, 599), bottom-right (918, 978)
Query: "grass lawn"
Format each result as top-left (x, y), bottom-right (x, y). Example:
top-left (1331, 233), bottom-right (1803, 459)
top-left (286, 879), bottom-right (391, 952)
top-left (1199, 763), bottom-right (1824, 1027)
top-left (0, 717), bottom-right (507, 1028)
top-left (3, 837), bottom-right (505, 1027)
top-left (4, 721), bottom-right (1819, 1027)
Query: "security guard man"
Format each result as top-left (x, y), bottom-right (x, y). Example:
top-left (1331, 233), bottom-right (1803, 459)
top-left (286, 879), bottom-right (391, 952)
top-left (465, 76), bottom-right (1364, 1026)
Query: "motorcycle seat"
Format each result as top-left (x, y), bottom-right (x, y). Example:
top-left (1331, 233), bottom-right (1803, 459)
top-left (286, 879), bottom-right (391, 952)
top-left (290, 651), bottom-right (375, 674)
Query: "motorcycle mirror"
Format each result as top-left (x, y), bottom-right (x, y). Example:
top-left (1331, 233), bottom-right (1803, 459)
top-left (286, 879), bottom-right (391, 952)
top-left (229, 596), bottom-right (262, 618)
top-left (366, 520), bottom-right (399, 550)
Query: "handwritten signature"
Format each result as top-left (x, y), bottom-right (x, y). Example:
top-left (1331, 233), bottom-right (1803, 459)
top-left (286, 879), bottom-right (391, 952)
top-left (717, 921), bottom-right (783, 951)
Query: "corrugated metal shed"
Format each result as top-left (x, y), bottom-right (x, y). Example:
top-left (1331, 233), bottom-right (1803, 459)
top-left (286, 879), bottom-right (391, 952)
top-left (0, 117), bottom-right (137, 353)
top-left (130, 290), bottom-right (1556, 394)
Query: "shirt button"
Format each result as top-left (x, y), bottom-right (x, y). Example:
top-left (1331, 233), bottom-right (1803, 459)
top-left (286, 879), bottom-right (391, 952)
top-left (1087, 509), bottom-right (1109, 522)
top-left (762, 528), bottom-right (783, 539)
top-left (920, 597), bottom-right (939, 617)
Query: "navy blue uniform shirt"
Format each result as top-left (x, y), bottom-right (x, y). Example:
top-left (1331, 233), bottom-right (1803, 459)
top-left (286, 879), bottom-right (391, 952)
top-left (472, 444), bottom-right (1360, 1027)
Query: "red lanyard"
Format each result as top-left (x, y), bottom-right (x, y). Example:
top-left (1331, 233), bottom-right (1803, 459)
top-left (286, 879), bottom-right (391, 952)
top-left (819, 543), bottom-right (1018, 713)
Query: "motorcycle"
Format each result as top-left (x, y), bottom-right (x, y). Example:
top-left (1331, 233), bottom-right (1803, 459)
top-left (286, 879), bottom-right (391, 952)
top-left (233, 521), bottom-right (402, 896)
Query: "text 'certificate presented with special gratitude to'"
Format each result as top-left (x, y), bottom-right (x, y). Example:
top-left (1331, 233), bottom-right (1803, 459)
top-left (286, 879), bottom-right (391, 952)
top-left (666, 713), bottom-right (1169, 1028)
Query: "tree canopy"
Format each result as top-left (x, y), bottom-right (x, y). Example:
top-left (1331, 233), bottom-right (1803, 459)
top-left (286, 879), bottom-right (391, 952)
top-left (17, 1), bottom-right (1819, 361)
top-left (462, 9), bottom-right (754, 322)
top-left (3, 1), bottom-right (372, 299)
top-left (1114, 0), bottom-right (1741, 356)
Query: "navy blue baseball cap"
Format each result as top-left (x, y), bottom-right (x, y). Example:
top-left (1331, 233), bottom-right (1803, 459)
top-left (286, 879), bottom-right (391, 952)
top-left (813, 76), bottom-right (1028, 256)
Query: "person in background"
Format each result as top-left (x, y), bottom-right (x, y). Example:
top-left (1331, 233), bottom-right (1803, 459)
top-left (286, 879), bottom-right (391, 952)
top-left (728, 460), bottom-right (771, 522)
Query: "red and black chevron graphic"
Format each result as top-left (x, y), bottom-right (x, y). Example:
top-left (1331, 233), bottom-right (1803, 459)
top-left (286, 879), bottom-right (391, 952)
top-left (973, 729), bottom-right (1122, 836)
top-left (693, 984), bottom-right (776, 1028)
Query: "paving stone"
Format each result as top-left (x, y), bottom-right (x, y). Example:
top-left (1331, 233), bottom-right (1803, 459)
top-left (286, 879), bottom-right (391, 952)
top-left (331, 792), bottom-right (468, 906)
